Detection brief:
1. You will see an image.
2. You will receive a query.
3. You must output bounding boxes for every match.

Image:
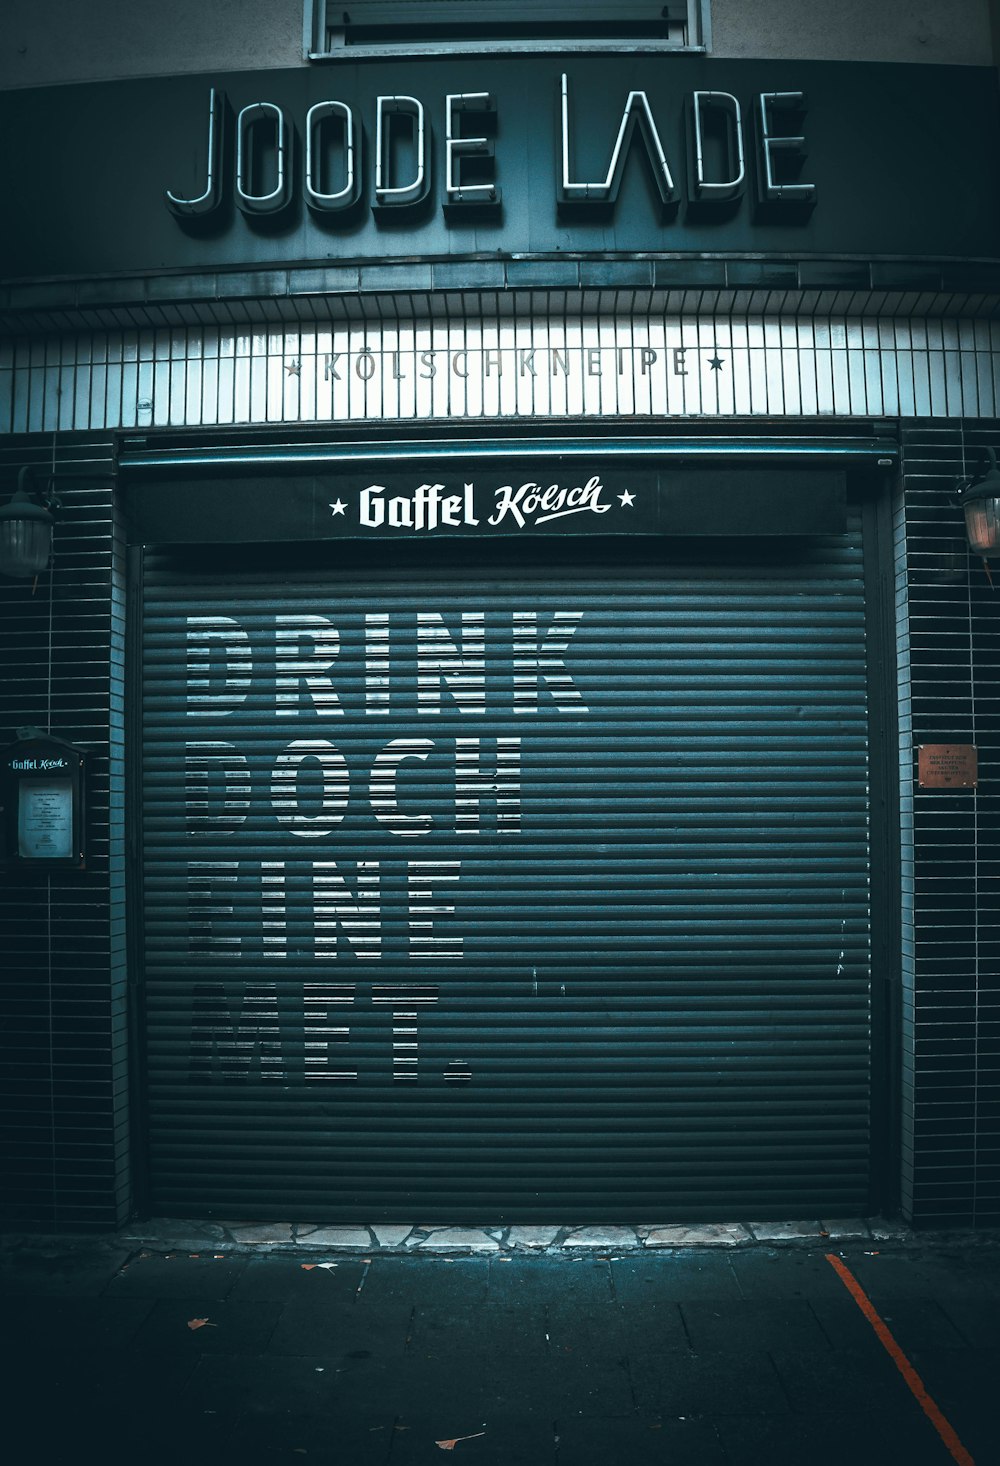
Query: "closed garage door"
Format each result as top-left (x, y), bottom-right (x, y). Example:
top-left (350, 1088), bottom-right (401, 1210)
top-left (140, 520), bottom-right (873, 1220)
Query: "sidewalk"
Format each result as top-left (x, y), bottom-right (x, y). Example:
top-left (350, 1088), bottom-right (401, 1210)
top-left (2, 1219), bottom-right (998, 1466)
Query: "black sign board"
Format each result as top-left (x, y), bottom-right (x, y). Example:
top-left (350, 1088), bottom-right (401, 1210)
top-left (1, 735), bottom-right (86, 869)
top-left (123, 465), bottom-right (845, 543)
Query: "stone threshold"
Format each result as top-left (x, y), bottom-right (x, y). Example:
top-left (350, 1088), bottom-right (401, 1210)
top-left (118, 1217), bottom-right (913, 1254)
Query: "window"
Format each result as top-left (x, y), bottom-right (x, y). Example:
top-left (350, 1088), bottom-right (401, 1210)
top-left (305, 1), bottom-right (708, 59)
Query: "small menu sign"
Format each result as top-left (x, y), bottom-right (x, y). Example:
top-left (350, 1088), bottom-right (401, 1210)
top-left (18, 779), bottom-right (74, 859)
top-left (918, 744), bottom-right (978, 789)
top-left (2, 734), bottom-right (86, 867)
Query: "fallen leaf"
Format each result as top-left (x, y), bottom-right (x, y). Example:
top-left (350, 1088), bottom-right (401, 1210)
top-left (187, 1318), bottom-right (216, 1331)
top-left (435, 1431), bottom-right (487, 1451)
top-left (317, 1262), bottom-right (339, 1271)
top-left (301, 1264), bottom-right (318, 1271)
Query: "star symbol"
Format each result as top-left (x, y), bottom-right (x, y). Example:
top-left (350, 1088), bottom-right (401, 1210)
top-left (617, 490), bottom-right (636, 508)
top-left (285, 358), bottom-right (302, 376)
top-left (707, 355), bottom-right (725, 371)
top-left (329, 499), bottom-right (347, 516)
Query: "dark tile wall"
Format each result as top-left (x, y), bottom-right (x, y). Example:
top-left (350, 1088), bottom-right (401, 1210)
top-left (0, 432), bottom-right (128, 1229)
top-left (899, 422), bottom-right (1000, 1226)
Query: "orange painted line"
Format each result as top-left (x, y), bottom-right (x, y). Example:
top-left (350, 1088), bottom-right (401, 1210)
top-left (824, 1253), bottom-right (975, 1466)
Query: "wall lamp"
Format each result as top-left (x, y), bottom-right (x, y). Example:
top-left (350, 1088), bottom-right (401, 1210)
top-left (954, 448), bottom-right (1000, 559)
top-left (0, 467), bottom-right (61, 579)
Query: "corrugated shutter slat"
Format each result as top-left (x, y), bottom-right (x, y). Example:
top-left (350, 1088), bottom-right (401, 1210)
top-left (141, 523), bottom-right (871, 1220)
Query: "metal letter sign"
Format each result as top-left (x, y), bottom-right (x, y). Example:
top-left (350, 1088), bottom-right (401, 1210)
top-left (374, 95), bottom-right (429, 213)
top-left (236, 102), bottom-right (292, 215)
top-left (755, 91), bottom-right (815, 215)
top-left (445, 92), bottom-right (500, 215)
top-left (558, 73), bottom-right (678, 217)
top-left (689, 91), bottom-right (745, 203)
top-left (165, 86), bottom-right (226, 217)
top-left (162, 70), bottom-right (817, 228)
top-left (305, 100), bottom-right (362, 213)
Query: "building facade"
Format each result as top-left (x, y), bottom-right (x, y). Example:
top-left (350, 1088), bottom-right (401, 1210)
top-left (1, 1), bottom-right (998, 1229)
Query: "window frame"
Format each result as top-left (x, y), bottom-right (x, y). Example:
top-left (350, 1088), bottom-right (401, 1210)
top-left (304, 0), bottom-right (710, 61)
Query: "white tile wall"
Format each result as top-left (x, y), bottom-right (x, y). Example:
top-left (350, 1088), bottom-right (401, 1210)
top-left (3, 313), bottom-right (999, 432)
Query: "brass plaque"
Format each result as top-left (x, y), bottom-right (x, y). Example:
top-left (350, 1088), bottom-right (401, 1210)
top-left (918, 744), bottom-right (978, 789)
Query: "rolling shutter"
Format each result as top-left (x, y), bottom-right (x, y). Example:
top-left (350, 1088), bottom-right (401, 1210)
top-left (140, 521), bottom-right (872, 1220)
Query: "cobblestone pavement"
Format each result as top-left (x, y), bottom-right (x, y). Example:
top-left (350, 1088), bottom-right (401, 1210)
top-left (2, 1221), bottom-right (998, 1466)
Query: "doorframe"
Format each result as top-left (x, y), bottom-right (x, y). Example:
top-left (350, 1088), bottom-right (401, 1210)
top-left (125, 542), bottom-right (153, 1218)
top-left (122, 423), bottom-right (904, 1222)
top-left (860, 462), bottom-right (904, 1218)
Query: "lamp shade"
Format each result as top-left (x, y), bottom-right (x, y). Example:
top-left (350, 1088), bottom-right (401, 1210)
top-left (0, 489), bottom-right (54, 578)
top-left (962, 483), bottom-right (1000, 558)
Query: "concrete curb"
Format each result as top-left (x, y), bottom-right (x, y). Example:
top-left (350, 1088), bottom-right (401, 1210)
top-left (6, 1216), bottom-right (1000, 1259)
